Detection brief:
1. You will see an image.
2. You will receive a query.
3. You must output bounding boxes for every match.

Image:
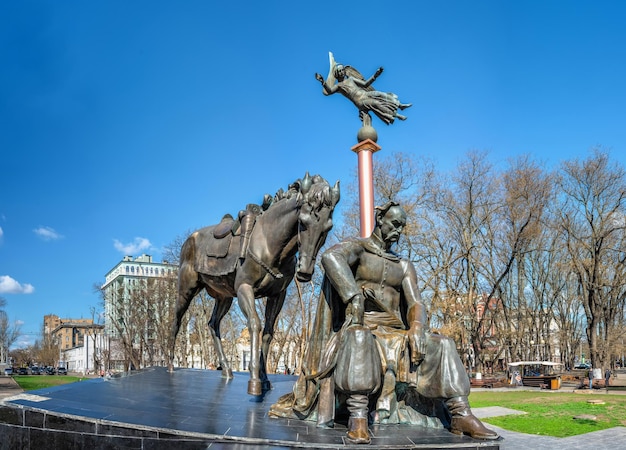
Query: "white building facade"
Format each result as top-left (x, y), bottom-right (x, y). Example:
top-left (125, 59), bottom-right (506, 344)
top-left (102, 254), bottom-right (177, 339)
top-left (61, 327), bottom-right (106, 375)
top-left (101, 254), bottom-right (179, 370)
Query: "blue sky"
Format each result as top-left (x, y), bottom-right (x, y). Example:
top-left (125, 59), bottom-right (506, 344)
top-left (2, 1), bottom-right (626, 348)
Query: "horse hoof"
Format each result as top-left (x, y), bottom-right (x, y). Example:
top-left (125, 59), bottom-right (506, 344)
top-left (248, 380), bottom-right (262, 396)
top-left (221, 369), bottom-right (234, 379)
top-left (262, 380), bottom-right (272, 391)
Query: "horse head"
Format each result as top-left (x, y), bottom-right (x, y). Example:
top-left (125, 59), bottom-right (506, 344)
top-left (294, 173), bottom-right (340, 282)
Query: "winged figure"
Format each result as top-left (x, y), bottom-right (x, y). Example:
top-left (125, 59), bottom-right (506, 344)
top-left (315, 52), bottom-right (412, 126)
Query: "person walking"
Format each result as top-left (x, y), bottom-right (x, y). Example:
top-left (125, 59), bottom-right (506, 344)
top-left (605, 368), bottom-right (611, 389)
top-left (588, 367), bottom-right (594, 389)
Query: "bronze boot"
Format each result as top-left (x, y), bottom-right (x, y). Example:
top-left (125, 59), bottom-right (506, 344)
top-left (238, 210), bottom-right (256, 260)
top-left (447, 396), bottom-right (499, 440)
top-left (346, 417), bottom-right (371, 444)
top-left (316, 378), bottom-right (335, 429)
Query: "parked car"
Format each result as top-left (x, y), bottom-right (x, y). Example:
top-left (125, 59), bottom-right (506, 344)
top-left (4, 367), bottom-right (13, 376)
top-left (30, 366), bottom-right (42, 375)
top-left (57, 367), bottom-right (68, 375)
top-left (18, 367), bottom-right (29, 375)
top-left (574, 363), bottom-right (591, 369)
top-left (45, 366), bottom-right (56, 375)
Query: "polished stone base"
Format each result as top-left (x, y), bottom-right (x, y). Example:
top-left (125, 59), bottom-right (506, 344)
top-left (0, 367), bottom-right (500, 449)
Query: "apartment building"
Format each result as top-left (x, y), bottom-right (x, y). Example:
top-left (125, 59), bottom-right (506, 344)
top-left (101, 254), bottom-right (177, 339)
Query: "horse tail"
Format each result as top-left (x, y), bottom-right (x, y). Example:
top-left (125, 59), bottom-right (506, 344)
top-left (180, 231), bottom-right (199, 268)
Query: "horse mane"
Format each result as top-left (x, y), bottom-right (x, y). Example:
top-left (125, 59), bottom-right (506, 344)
top-left (269, 174), bottom-right (334, 213)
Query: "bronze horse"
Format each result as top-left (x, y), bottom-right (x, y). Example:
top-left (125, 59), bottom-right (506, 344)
top-left (170, 173), bottom-right (340, 395)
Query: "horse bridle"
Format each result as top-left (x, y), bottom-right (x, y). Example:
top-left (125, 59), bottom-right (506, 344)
top-left (246, 205), bottom-right (309, 280)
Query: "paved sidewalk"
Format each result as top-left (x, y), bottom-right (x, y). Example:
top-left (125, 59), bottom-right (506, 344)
top-left (489, 423), bottom-right (626, 450)
top-left (0, 375), bottom-right (23, 400)
top-left (472, 406), bottom-right (626, 449)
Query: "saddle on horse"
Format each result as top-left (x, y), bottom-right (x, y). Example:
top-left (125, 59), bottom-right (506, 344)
top-left (213, 195), bottom-right (273, 258)
top-left (213, 204), bottom-right (262, 257)
top-left (197, 197), bottom-right (273, 276)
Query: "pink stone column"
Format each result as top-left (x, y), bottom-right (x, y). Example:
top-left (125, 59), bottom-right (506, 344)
top-left (351, 139), bottom-right (381, 237)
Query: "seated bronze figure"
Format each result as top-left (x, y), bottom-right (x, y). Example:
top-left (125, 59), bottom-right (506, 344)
top-left (270, 202), bottom-right (498, 444)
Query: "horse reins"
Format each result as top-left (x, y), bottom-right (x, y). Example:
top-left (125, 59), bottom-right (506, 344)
top-left (246, 203), bottom-right (308, 280)
top-left (246, 249), bottom-right (284, 279)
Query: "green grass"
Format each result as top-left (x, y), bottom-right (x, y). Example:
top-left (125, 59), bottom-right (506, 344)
top-left (12, 375), bottom-right (85, 391)
top-left (469, 390), bottom-right (626, 437)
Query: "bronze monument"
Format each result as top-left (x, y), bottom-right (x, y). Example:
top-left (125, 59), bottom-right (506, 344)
top-left (169, 173), bottom-right (340, 396)
top-left (270, 203), bottom-right (499, 444)
top-left (315, 52), bottom-right (412, 129)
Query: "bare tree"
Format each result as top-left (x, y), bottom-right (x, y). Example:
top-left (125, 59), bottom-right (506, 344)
top-left (9, 348), bottom-right (32, 368)
top-left (184, 294), bottom-right (216, 368)
top-left (162, 231), bottom-right (193, 265)
top-left (0, 297), bottom-right (21, 364)
top-left (342, 151), bottom-right (557, 373)
top-left (557, 149), bottom-right (626, 369)
top-left (424, 151), bottom-right (504, 371)
top-left (336, 152), bottom-right (434, 243)
top-left (33, 325), bottom-right (59, 367)
top-left (145, 275), bottom-right (178, 367)
top-left (79, 306), bottom-right (106, 373)
top-left (484, 155), bottom-right (553, 368)
top-left (98, 279), bottom-right (151, 371)
top-left (265, 278), bottom-right (320, 375)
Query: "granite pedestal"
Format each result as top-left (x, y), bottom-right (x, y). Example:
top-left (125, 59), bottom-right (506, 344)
top-left (0, 367), bottom-right (500, 449)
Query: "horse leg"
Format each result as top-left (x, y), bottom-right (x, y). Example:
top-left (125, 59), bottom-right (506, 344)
top-left (260, 290), bottom-right (287, 391)
top-left (236, 283), bottom-right (262, 395)
top-left (208, 296), bottom-right (234, 379)
top-left (169, 291), bottom-right (200, 372)
top-left (168, 260), bottom-right (201, 372)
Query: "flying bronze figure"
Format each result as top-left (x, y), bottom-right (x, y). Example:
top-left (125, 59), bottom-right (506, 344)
top-left (315, 52), bottom-right (412, 127)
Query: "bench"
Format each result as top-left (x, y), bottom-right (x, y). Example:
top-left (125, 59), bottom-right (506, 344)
top-left (470, 378), bottom-right (506, 389)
